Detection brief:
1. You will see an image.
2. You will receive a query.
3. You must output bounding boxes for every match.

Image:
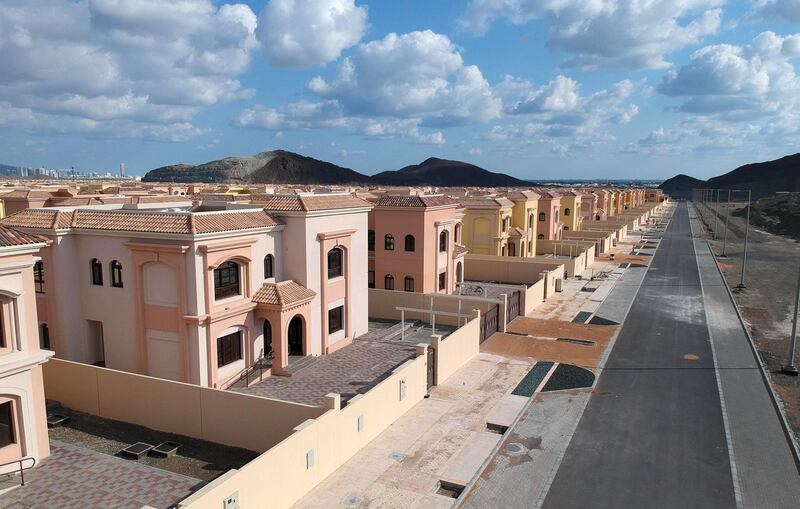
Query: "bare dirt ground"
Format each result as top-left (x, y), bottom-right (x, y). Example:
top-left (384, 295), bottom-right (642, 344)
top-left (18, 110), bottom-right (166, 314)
top-left (694, 200), bottom-right (800, 443)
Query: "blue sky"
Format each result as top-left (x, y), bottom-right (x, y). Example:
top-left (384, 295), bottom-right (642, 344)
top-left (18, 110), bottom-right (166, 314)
top-left (1, 0), bottom-right (799, 179)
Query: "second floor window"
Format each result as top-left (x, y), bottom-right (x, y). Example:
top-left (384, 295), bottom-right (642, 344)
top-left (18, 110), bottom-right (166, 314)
top-left (439, 231), bottom-right (448, 252)
top-left (110, 260), bottom-right (123, 288)
top-left (368, 230), bottom-right (375, 251)
top-left (438, 272), bottom-right (446, 290)
top-left (539, 212), bottom-right (546, 222)
top-left (34, 261), bottom-right (44, 293)
top-left (368, 270), bottom-right (375, 288)
top-left (214, 261), bottom-right (240, 300)
top-left (404, 276), bottom-right (414, 292)
top-left (264, 254), bottom-right (274, 279)
top-left (385, 234), bottom-right (395, 251)
top-left (328, 248), bottom-right (343, 279)
top-left (564, 208), bottom-right (571, 216)
top-left (91, 259), bottom-right (103, 286)
top-left (404, 235), bottom-right (415, 252)
top-left (385, 274), bottom-right (394, 290)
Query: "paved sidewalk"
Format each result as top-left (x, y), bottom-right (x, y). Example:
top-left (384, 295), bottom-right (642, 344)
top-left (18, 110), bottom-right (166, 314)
top-left (690, 206), bottom-right (800, 507)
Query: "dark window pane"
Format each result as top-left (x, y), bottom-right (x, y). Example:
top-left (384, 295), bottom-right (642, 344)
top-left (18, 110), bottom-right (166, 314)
top-left (439, 272), bottom-right (446, 290)
top-left (385, 275), bottom-right (394, 290)
top-left (216, 331), bottom-right (242, 367)
top-left (328, 306), bottom-right (344, 334)
top-left (404, 235), bottom-right (415, 252)
top-left (34, 261), bottom-right (45, 293)
top-left (91, 259), bottom-right (103, 285)
top-left (385, 234), bottom-right (394, 251)
top-left (264, 255), bottom-right (274, 278)
top-left (368, 271), bottom-right (375, 288)
top-left (214, 261), bottom-right (240, 299)
top-left (368, 230), bottom-right (375, 251)
top-left (404, 277), bottom-right (414, 292)
top-left (111, 261), bottom-right (123, 288)
top-left (328, 248), bottom-right (343, 279)
top-left (0, 401), bottom-right (15, 447)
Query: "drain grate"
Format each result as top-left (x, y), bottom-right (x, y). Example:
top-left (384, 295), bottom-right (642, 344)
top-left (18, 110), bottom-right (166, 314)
top-left (436, 481), bottom-right (465, 499)
top-left (556, 338), bottom-right (595, 346)
top-left (572, 311), bottom-right (592, 323)
top-left (511, 361), bottom-right (554, 397)
top-left (486, 422), bottom-right (509, 435)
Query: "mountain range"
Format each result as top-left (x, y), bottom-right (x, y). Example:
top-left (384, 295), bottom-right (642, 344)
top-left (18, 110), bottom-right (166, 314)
top-left (141, 150), bottom-right (530, 187)
top-left (660, 153), bottom-right (800, 200)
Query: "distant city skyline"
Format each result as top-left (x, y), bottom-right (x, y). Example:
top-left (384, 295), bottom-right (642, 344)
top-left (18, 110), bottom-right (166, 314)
top-left (1, 0), bottom-right (798, 179)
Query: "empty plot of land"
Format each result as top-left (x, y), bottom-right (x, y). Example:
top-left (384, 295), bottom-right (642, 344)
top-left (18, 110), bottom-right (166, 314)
top-left (481, 333), bottom-right (608, 368)
top-left (506, 317), bottom-right (617, 342)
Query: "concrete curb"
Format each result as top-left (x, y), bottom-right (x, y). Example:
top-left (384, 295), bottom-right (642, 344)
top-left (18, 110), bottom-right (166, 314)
top-left (703, 233), bottom-right (800, 474)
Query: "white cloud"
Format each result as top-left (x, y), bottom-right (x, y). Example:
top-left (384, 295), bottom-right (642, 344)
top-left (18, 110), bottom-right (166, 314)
top-left (753, 0), bottom-right (800, 22)
top-left (0, 0), bottom-right (257, 141)
top-left (658, 31), bottom-right (800, 117)
top-left (257, 0), bottom-right (367, 68)
top-left (459, 0), bottom-right (724, 69)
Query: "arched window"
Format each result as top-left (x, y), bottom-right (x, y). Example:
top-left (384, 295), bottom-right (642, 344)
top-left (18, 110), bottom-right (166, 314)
top-left (404, 235), bottom-right (415, 252)
top-left (454, 223), bottom-right (462, 244)
top-left (404, 276), bottom-right (414, 292)
top-left (384, 274), bottom-right (394, 290)
top-left (263, 320), bottom-right (272, 357)
top-left (368, 230), bottom-right (375, 251)
top-left (564, 226), bottom-right (569, 231)
top-left (34, 260), bottom-right (44, 293)
top-left (439, 230), bottom-right (448, 252)
top-left (327, 248), bottom-right (343, 279)
top-left (40, 323), bottom-right (50, 350)
top-left (214, 261), bottom-right (240, 299)
top-left (538, 212), bottom-right (546, 222)
top-left (385, 234), bottom-right (395, 251)
top-left (564, 208), bottom-right (571, 216)
top-left (264, 254), bottom-right (274, 279)
top-left (90, 258), bottom-right (103, 286)
top-left (538, 234), bottom-right (544, 240)
top-left (529, 213), bottom-right (534, 228)
top-left (596, 214), bottom-right (601, 220)
top-left (110, 260), bottom-right (123, 288)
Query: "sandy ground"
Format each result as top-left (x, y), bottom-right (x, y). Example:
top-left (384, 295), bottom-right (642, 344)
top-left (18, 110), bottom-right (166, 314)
top-left (694, 200), bottom-right (800, 443)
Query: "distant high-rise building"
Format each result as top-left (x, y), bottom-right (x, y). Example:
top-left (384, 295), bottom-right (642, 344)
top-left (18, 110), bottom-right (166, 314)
top-left (119, 162), bottom-right (126, 177)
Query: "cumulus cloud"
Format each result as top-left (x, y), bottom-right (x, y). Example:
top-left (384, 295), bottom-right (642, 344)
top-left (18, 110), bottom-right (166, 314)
top-left (658, 31), bottom-right (800, 117)
top-left (753, 0), bottom-right (800, 22)
top-left (257, 0), bottom-right (367, 68)
top-left (235, 30), bottom-right (499, 143)
top-left (0, 0), bottom-right (257, 141)
top-left (459, 0), bottom-right (724, 69)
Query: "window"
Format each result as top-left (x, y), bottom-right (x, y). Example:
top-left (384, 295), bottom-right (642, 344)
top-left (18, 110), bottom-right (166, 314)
top-left (455, 223), bottom-right (462, 244)
top-left (90, 258), bottom-right (103, 286)
top-left (110, 260), bottom-right (123, 288)
top-left (538, 234), bottom-right (545, 240)
top-left (404, 276), bottom-right (414, 292)
top-left (0, 313), bottom-right (5, 348)
top-left (529, 213), bottom-right (534, 228)
top-left (384, 234), bottom-right (395, 251)
top-left (40, 324), bottom-right (50, 350)
top-left (368, 230), bottom-right (375, 251)
top-left (508, 243), bottom-right (516, 256)
top-left (327, 248), bottom-right (343, 279)
top-left (439, 230), bottom-right (448, 252)
top-left (264, 254), bottom-right (274, 279)
top-left (216, 331), bottom-right (242, 367)
top-left (368, 271), bottom-right (375, 288)
top-left (34, 261), bottom-right (44, 293)
top-left (564, 208), bottom-right (571, 216)
top-left (384, 274), bottom-right (394, 290)
top-left (214, 261), bottom-right (240, 300)
top-left (564, 226), bottom-right (569, 231)
top-left (404, 235), bottom-right (415, 252)
top-left (438, 272), bottom-right (446, 291)
top-left (328, 306), bottom-right (344, 334)
top-left (539, 212), bottom-right (546, 222)
top-left (502, 218), bottom-right (509, 231)
top-left (0, 401), bottom-right (14, 447)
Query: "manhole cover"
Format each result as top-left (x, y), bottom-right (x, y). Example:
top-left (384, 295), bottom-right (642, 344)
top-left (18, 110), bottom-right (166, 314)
top-left (343, 496), bottom-right (363, 507)
top-left (389, 452), bottom-right (405, 461)
top-left (506, 443), bottom-right (527, 455)
top-left (684, 354), bottom-right (700, 360)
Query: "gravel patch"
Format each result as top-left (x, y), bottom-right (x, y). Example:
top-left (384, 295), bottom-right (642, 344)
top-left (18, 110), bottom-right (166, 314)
top-left (511, 361), bottom-right (555, 397)
top-left (541, 364), bottom-right (595, 392)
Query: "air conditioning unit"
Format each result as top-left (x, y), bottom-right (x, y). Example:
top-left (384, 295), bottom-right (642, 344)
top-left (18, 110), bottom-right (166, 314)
top-left (555, 278), bottom-right (563, 292)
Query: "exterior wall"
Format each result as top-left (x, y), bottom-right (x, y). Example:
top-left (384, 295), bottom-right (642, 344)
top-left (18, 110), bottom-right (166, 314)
top-left (0, 248), bottom-right (52, 472)
top-left (536, 197), bottom-right (562, 241)
top-left (430, 315), bottom-right (480, 384)
top-left (367, 288), bottom-right (494, 327)
top-left (42, 359), bottom-right (324, 452)
top-left (560, 195), bottom-right (582, 232)
top-left (510, 198), bottom-right (538, 257)
top-left (462, 208), bottom-right (500, 256)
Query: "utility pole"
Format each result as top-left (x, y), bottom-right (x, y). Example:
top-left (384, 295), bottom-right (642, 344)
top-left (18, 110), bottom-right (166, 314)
top-left (783, 264), bottom-right (800, 376)
top-left (713, 189), bottom-right (720, 240)
top-left (720, 189), bottom-right (731, 257)
top-left (738, 190), bottom-right (751, 289)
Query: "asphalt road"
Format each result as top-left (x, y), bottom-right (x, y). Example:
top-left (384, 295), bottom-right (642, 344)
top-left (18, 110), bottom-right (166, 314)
top-left (542, 202), bottom-right (738, 508)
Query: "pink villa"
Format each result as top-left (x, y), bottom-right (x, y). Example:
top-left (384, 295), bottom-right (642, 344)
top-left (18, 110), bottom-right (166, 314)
top-left (1, 194), bottom-right (372, 388)
top-left (535, 191), bottom-right (563, 241)
top-left (367, 194), bottom-right (465, 294)
top-left (0, 226), bottom-right (53, 471)
top-left (580, 192), bottom-right (599, 222)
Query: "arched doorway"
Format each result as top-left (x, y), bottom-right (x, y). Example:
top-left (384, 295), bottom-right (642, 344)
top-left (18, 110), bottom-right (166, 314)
top-left (456, 262), bottom-right (463, 283)
top-left (508, 243), bottom-right (516, 257)
top-left (263, 320), bottom-right (272, 358)
top-left (288, 316), bottom-right (303, 356)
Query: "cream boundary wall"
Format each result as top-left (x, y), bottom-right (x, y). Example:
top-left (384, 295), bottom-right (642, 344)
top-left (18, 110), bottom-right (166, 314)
top-left (42, 359), bottom-right (324, 452)
top-left (177, 351), bottom-right (430, 509)
top-left (430, 316), bottom-right (480, 384)
top-left (562, 231), bottom-right (614, 253)
top-left (367, 288), bottom-right (495, 327)
top-left (462, 255), bottom-right (560, 311)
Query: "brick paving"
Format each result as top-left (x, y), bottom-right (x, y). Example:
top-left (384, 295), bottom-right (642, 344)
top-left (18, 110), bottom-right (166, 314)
top-left (0, 440), bottom-right (202, 509)
top-left (232, 339), bottom-right (418, 406)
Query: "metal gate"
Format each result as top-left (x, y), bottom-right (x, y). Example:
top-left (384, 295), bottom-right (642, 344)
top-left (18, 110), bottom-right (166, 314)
top-left (480, 305), bottom-right (499, 343)
top-left (507, 291), bottom-right (520, 321)
top-left (427, 347), bottom-right (436, 389)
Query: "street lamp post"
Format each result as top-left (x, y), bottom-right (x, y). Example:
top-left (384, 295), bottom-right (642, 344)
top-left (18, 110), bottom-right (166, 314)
top-left (783, 264), bottom-right (800, 376)
top-left (720, 189), bottom-right (731, 257)
top-left (738, 189), bottom-right (751, 289)
top-left (713, 189), bottom-right (720, 240)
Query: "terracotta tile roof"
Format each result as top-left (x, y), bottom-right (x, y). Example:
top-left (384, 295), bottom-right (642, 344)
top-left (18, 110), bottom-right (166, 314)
top-left (453, 244), bottom-right (469, 258)
top-left (458, 197), bottom-right (514, 209)
top-left (255, 194), bottom-right (372, 212)
top-left (370, 195), bottom-right (460, 208)
top-left (0, 225), bottom-right (49, 248)
top-left (505, 190), bottom-right (541, 201)
top-left (1, 208), bottom-right (282, 234)
top-left (508, 226), bottom-right (527, 237)
top-left (252, 280), bottom-right (317, 306)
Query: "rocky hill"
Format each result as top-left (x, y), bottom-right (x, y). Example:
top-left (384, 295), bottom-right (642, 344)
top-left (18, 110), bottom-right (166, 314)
top-left (142, 151), bottom-right (372, 184)
top-left (371, 157), bottom-right (529, 187)
top-left (734, 193), bottom-right (800, 239)
top-left (658, 174), bottom-right (704, 199)
top-left (705, 153), bottom-right (800, 199)
top-left (142, 152), bottom-right (529, 187)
